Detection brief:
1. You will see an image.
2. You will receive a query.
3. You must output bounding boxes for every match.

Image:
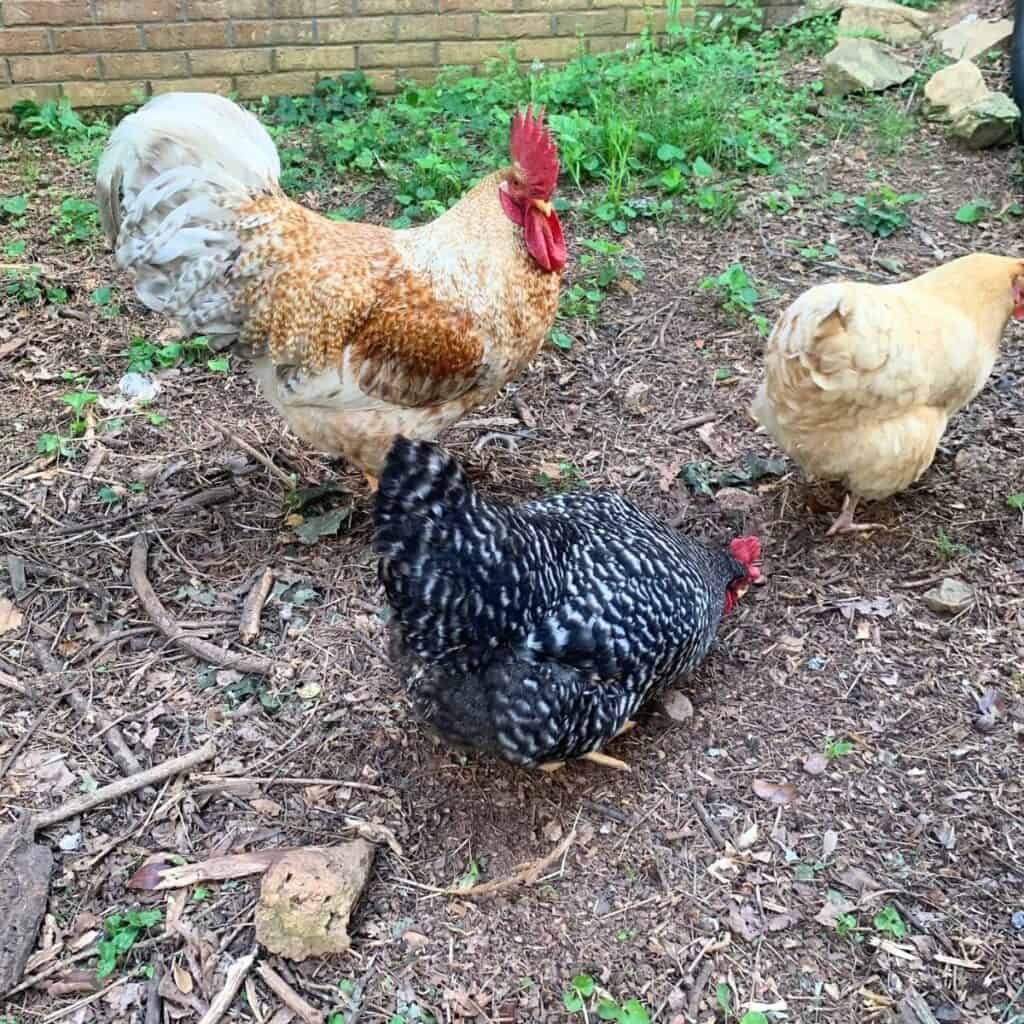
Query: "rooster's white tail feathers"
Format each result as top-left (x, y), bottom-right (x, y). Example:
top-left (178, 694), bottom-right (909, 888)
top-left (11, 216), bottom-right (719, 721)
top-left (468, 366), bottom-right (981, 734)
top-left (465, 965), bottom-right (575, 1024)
top-left (96, 92), bottom-right (281, 339)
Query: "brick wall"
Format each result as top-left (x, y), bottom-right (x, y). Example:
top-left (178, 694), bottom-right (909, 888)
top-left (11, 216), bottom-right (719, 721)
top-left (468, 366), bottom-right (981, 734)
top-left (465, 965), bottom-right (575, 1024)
top-left (0, 0), bottom-right (684, 113)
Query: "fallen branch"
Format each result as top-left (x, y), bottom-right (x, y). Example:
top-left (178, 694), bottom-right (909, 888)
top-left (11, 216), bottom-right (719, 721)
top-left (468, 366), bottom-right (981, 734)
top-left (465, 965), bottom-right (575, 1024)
top-left (692, 797), bottom-right (726, 850)
top-left (239, 568), bottom-right (274, 644)
top-left (33, 643), bottom-right (145, 781)
top-left (256, 962), bottom-right (323, 1024)
top-left (216, 427), bottom-right (294, 488)
top-left (677, 412), bottom-right (718, 431)
top-left (687, 959), bottom-right (715, 1024)
top-left (193, 774), bottom-right (388, 794)
top-left (128, 848), bottom-right (296, 891)
top-left (197, 949), bottom-right (256, 1024)
top-left (0, 670), bottom-right (31, 697)
top-left (130, 534), bottom-right (287, 679)
top-left (338, 953), bottom-right (378, 1024)
top-left (32, 739), bottom-right (216, 831)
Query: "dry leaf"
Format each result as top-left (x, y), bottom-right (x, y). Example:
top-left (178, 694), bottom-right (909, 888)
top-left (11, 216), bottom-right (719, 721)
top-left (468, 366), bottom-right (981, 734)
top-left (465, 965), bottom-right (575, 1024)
top-left (623, 381), bottom-right (650, 415)
top-left (752, 778), bottom-right (797, 806)
top-left (402, 929), bottom-right (429, 950)
top-left (766, 911), bottom-right (800, 931)
top-left (822, 829), bottom-right (839, 859)
top-left (657, 456), bottom-right (685, 494)
top-left (803, 752), bottom-right (828, 776)
top-left (0, 597), bottom-right (24, 635)
top-left (836, 866), bottom-right (878, 893)
top-left (696, 422), bottom-right (729, 459)
top-left (727, 903), bottom-right (762, 942)
top-left (172, 962), bottom-right (194, 995)
top-left (250, 798), bottom-right (283, 818)
top-left (736, 823), bottom-right (759, 850)
top-left (814, 893), bottom-right (855, 928)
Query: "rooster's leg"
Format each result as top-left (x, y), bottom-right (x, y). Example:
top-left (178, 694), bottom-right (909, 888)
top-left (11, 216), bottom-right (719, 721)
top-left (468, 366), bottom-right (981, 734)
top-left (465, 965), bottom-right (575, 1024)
top-left (825, 493), bottom-right (882, 536)
top-left (364, 472), bottom-right (379, 494)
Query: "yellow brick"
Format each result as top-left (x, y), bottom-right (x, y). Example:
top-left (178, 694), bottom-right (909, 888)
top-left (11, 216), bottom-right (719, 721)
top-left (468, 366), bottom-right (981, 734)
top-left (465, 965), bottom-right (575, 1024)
top-left (358, 0), bottom-right (433, 13)
top-left (0, 82), bottom-right (60, 109)
top-left (232, 70), bottom-right (317, 97)
top-left (151, 75), bottom-right (233, 94)
top-left (62, 79), bottom-right (148, 107)
top-left (4, 1), bottom-right (91, 24)
top-left (318, 17), bottom-right (395, 43)
top-left (478, 12), bottom-right (550, 38)
top-left (592, 0), bottom-right (645, 6)
top-left (276, 45), bottom-right (356, 71)
top-left (146, 21), bottom-right (230, 48)
top-left (588, 34), bottom-right (631, 54)
top-left (515, 36), bottom-right (584, 60)
top-left (397, 14), bottom-right (475, 40)
top-left (437, 39), bottom-right (501, 64)
top-left (54, 26), bottom-right (143, 53)
top-left (0, 27), bottom-right (51, 54)
top-left (232, 19), bottom-right (314, 44)
top-left (396, 66), bottom-right (439, 85)
top-left (441, 0), bottom-right (514, 9)
top-left (519, 0), bottom-right (588, 11)
top-left (188, 0), bottom-right (271, 14)
top-left (555, 10), bottom-right (627, 34)
top-left (95, 0), bottom-right (183, 21)
top-left (273, 0), bottom-right (350, 13)
top-left (104, 51), bottom-right (189, 77)
top-left (364, 68), bottom-right (396, 91)
top-left (625, 6), bottom-right (670, 32)
top-left (9, 53), bottom-right (100, 82)
top-left (358, 40), bottom-right (434, 66)
top-left (190, 47), bottom-right (273, 74)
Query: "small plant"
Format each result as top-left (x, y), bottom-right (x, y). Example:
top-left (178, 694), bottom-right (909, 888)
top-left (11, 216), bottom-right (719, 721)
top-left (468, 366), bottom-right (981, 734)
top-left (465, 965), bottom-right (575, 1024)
top-left (62, 390), bottom-right (99, 437)
top-left (1007, 493), bottom-right (1024, 511)
top-left (95, 909), bottom-right (162, 979)
top-left (124, 335), bottom-right (214, 372)
top-left (955, 200), bottom-right (993, 225)
top-left (36, 432), bottom-right (75, 460)
top-left (558, 238), bottom-right (645, 324)
top-left (834, 912), bottom-right (858, 937)
top-left (701, 262), bottom-right (770, 334)
top-left (873, 905), bottom-right (906, 937)
top-left (12, 96), bottom-right (111, 164)
top-left (824, 737), bottom-right (853, 760)
top-left (535, 462), bottom-right (588, 493)
top-left (1, 194), bottom-right (28, 225)
top-left (564, 974), bottom-right (651, 1023)
top-left (843, 187), bottom-right (920, 238)
top-left (51, 196), bottom-right (100, 244)
top-left (935, 527), bottom-right (971, 560)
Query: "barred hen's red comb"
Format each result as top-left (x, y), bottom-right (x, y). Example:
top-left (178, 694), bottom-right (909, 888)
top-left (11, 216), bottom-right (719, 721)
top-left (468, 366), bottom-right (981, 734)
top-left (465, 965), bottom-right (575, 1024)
top-left (509, 105), bottom-right (559, 200)
top-left (729, 536), bottom-right (761, 579)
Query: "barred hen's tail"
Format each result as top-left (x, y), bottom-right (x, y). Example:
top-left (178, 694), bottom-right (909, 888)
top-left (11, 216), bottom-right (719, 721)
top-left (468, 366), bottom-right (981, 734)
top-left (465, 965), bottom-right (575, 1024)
top-left (373, 437), bottom-right (516, 654)
top-left (95, 92), bottom-right (281, 341)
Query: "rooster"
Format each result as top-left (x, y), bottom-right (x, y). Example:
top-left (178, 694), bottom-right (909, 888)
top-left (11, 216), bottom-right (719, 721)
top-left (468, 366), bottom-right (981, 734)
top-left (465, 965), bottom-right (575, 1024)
top-left (373, 438), bottom-right (761, 771)
top-left (751, 254), bottom-right (1024, 535)
top-left (95, 93), bottom-right (566, 490)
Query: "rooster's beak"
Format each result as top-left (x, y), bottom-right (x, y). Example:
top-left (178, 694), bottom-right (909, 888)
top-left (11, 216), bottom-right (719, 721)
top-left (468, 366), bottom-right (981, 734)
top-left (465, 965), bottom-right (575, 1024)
top-left (531, 198), bottom-right (554, 217)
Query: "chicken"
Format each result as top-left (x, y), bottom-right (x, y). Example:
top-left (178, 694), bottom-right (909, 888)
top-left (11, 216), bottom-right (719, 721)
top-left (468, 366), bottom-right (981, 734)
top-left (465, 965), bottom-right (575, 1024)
top-left (95, 93), bottom-right (566, 491)
top-left (373, 438), bottom-right (761, 771)
top-left (750, 254), bottom-right (1024, 535)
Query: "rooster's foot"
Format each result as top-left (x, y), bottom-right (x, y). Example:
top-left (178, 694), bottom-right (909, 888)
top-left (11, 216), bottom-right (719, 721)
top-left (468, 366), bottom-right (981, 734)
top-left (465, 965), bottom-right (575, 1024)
top-left (473, 431), bottom-right (525, 453)
top-left (825, 494), bottom-right (882, 537)
top-left (364, 472), bottom-right (379, 494)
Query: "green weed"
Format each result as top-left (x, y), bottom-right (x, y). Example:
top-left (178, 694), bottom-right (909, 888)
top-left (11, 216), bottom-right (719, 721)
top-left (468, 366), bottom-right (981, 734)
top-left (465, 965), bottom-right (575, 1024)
top-left (935, 527), bottom-right (971, 560)
top-left (12, 96), bottom-right (112, 165)
top-left (701, 262), bottom-right (771, 334)
top-left (558, 238), bottom-right (644, 326)
top-left (843, 187), bottom-right (920, 237)
top-left (96, 909), bottom-right (162, 979)
top-left (51, 196), bottom-right (100, 244)
top-left (124, 335), bottom-right (214, 372)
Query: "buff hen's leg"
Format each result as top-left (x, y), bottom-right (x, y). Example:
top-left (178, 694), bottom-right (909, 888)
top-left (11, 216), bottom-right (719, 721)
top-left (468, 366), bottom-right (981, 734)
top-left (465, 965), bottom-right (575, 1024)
top-left (364, 473), bottom-right (379, 493)
top-left (825, 493), bottom-right (883, 536)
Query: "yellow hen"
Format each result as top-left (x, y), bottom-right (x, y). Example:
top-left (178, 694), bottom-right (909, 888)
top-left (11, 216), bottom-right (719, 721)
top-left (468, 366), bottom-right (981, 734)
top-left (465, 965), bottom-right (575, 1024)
top-left (751, 253), bottom-right (1024, 535)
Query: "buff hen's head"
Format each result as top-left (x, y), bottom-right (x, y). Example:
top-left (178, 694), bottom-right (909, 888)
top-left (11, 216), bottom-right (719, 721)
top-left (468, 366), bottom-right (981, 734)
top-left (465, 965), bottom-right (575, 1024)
top-left (499, 105), bottom-right (567, 274)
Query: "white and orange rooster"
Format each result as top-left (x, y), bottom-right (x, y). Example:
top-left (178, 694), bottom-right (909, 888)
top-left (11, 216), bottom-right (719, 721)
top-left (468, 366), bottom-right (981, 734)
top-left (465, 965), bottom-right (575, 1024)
top-left (96, 93), bottom-right (566, 490)
top-left (751, 254), bottom-right (1024, 535)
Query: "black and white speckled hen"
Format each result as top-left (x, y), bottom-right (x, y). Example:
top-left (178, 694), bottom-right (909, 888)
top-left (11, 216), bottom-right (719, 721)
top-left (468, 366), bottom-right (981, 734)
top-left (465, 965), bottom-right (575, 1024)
top-left (373, 438), bottom-right (761, 771)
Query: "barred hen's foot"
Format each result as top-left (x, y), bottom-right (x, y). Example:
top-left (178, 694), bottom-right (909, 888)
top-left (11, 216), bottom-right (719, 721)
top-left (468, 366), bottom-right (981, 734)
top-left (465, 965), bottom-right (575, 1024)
top-left (473, 431), bottom-right (525, 453)
top-left (614, 720), bottom-right (637, 738)
top-left (581, 751), bottom-right (631, 771)
top-left (364, 472), bottom-right (379, 494)
top-left (825, 494), bottom-right (881, 537)
top-left (538, 761), bottom-right (565, 773)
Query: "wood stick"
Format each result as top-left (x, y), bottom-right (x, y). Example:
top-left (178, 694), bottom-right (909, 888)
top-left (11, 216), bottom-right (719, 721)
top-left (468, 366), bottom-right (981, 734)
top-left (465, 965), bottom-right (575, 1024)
top-left (0, 670), bottom-right (31, 696)
top-left (0, 689), bottom-right (68, 786)
top-left (128, 848), bottom-right (296, 891)
top-left (239, 568), bottom-right (274, 644)
top-left (145, 961), bottom-right (163, 1024)
top-left (216, 427), bottom-right (294, 488)
top-left (256, 962), bottom-right (323, 1024)
top-left (687, 959), bottom-right (715, 1024)
top-left (32, 739), bottom-right (216, 831)
top-left (130, 534), bottom-right (287, 679)
top-left (197, 949), bottom-right (256, 1024)
top-left (692, 797), bottom-right (726, 850)
top-left (193, 775), bottom-right (388, 794)
top-left (338, 953), bottom-right (378, 1024)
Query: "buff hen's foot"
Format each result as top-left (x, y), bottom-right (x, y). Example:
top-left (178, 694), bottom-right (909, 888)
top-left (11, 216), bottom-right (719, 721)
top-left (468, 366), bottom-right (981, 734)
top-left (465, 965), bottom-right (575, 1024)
top-left (825, 494), bottom-right (882, 537)
top-left (365, 473), bottom-right (379, 494)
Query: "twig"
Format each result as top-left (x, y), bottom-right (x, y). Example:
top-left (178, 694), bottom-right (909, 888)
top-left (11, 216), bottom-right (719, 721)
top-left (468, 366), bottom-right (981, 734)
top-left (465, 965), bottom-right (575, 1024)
top-left (128, 848), bottom-right (296, 891)
top-left (686, 959), bottom-right (715, 1024)
top-left (256, 962), bottom-right (324, 1024)
top-left (145, 961), bottom-right (163, 1024)
top-left (197, 948), bottom-right (257, 1024)
top-left (677, 412), bottom-right (718, 431)
top-left (130, 534), bottom-right (287, 679)
top-left (692, 797), bottom-right (726, 850)
top-left (0, 688), bottom-right (70, 786)
top-left (193, 774), bottom-right (389, 794)
top-left (32, 739), bottom-right (216, 831)
top-left (339, 953), bottom-right (378, 1024)
top-left (898, 987), bottom-right (939, 1024)
top-left (239, 568), bottom-right (274, 644)
top-left (655, 297), bottom-right (685, 349)
top-left (40, 978), bottom-right (128, 1024)
top-left (216, 427), bottom-right (294, 488)
top-left (0, 670), bottom-right (31, 697)
top-left (891, 897), bottom-right (956, 958)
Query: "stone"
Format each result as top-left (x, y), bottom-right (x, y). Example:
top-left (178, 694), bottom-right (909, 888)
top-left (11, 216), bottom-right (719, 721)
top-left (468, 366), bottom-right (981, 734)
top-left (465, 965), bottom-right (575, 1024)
top-left (784, 0), bottom-right (843, 26)
top-left (936, 17), bottom-right (1013, 61)
top-left (714, 486), bottom-right (761, 514)
top-left (255, 841), bottom-right (375, 960)
top-left (838, 0), bottom-right (933, 46)
top-left (922, 578), bottom-right (974, 614)
top-left (923, 60), bottom-right (989, 121)
top-left (823, 38), bottom-right (915, 95)
top-left (0, 816), bottom-right (53, 993)
top-left (950, 92), bottom-right (1020, 149)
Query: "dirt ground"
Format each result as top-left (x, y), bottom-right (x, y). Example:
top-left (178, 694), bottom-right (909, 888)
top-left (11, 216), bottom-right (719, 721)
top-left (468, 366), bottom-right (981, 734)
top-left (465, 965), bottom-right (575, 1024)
top-left (1, 43), bottom-right (1024, 1024)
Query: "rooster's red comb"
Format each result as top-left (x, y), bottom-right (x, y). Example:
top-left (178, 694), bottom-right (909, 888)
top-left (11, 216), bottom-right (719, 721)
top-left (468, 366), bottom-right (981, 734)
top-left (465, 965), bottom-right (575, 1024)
top-left (729, 536), bottom-right (761, 578)
top-left (509, 105), bottom-right (559, 200)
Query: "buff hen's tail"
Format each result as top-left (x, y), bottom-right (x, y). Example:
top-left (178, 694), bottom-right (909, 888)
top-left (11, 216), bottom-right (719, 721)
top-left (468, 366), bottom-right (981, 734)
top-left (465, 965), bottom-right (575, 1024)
top-left (95, 92), bottom-right (281, 342)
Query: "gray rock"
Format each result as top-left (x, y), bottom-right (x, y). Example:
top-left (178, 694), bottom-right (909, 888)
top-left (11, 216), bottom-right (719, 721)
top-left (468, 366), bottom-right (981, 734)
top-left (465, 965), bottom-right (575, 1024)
top-left (838, 0), bottom-right (934, 45)
top-left (950, 92), bottom-right (1020, 149)
top-left (823, 38), bottom-right (915, 95)
top-left (922, 578), bottom-right (974, 614)
top-left (936, 17), bottom-right (1013, 61)
top-left (923, 60), bottom-right (989, 121)
top-left (0, 817), bottom-right (53, 993)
